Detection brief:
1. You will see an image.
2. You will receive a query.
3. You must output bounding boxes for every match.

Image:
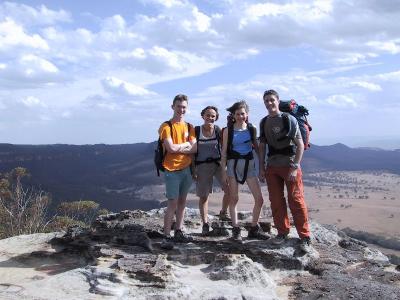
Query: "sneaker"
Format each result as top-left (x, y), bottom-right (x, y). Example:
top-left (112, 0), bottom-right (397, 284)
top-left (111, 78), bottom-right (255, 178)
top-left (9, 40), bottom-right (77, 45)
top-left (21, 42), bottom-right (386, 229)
top-left (202, 223), bottom-right (210, 236)
top-left (299, 237), bottom-right (312, 253)
top-left (271, 233), bottom-right (288, 245)
top-left (247, 224), bottom-right (271, 240)
top-left (173, 229), bottom-right (194, 243)
top-left (231, 226), bottom-right (242, 241)
top-left (219, 210), bottom-right (231, 222)
top-left (160, 236), bottom-right (174, 250)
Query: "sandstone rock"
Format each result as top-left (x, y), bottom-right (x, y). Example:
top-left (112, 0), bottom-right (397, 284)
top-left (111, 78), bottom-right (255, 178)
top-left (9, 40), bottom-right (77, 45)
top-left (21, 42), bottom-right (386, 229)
top-left (0, 209), bottom-right (399, 300)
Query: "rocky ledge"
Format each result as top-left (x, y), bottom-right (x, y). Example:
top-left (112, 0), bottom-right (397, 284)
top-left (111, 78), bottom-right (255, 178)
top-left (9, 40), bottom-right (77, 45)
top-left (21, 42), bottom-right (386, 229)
top-left (0, 209), bottom-right (399, 300)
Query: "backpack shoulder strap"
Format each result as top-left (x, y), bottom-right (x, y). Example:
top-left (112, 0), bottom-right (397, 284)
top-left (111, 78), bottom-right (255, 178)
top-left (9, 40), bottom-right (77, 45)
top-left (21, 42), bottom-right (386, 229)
top-left (247, 123), bottom-right (257, 145)
top-left (166, 120), bottom-right (173, 141)
top-left (259, 116), bottom-right (268, 142)
top-left (186, 122), bottom-right (193, 142)
top-left (160, 121), bottom-right (173, 141)
top-left (214, 125), bottom-right (221, 140)
top-left (195, 126), bottom-right (201, 141)
top-left (227, 124), bottom-right (234, 155)
top-left (281, 113), bottom-right (291, 137)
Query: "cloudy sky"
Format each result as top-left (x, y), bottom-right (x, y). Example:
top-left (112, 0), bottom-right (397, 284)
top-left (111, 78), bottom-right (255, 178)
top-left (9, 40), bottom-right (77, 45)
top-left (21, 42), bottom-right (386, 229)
top-left (1, 0), bottom-right (399, 148)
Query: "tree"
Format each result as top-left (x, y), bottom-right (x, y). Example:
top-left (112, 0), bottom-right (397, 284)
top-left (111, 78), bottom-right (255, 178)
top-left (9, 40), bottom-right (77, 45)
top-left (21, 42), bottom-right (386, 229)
top-left (57, 200), bottom-right (102, 225)
top-left (0, 167), bottom-right (52, 238)
top-left (0, 167), bottom-right (109, 237)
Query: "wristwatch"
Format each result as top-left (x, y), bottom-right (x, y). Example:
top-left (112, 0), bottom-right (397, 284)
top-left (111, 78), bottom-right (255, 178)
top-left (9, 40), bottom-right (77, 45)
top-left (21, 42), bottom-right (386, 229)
top-left (290, 163), bottom-right (300, 169)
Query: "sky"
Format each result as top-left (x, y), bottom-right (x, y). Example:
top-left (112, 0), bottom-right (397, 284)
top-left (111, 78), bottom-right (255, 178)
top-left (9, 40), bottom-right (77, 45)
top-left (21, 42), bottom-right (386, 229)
top-left (1, 0), bottom-right (400, 149)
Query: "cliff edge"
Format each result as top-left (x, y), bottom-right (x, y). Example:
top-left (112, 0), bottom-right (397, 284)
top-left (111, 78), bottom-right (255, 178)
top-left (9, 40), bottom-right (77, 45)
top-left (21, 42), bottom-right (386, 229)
top-left (0, 209), bottom-right (399, 300)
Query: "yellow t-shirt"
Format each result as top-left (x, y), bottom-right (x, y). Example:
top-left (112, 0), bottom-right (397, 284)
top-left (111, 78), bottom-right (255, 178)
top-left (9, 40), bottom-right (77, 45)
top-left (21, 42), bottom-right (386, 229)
top-left (158, 121), bottom-right (195, 171)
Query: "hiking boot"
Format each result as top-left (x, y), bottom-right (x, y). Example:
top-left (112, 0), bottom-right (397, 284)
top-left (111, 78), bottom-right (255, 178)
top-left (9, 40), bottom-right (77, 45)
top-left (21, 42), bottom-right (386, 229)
top-left (202, 223), bottom-right (210, 236)
top-left (299, 237), bottom-right (312, 253)
top-left (247, 224), bottom-right (271, 240)
top-left (271, 233), bottom-right (288, 245)
top-left (219, 210), bottom-right (231, 222)
top-left (160, 236), bottom-right (174, 250)
top-left (173, 229), bottom-right (194, 243)
top-left (231, 226), bottom-right (242, 242)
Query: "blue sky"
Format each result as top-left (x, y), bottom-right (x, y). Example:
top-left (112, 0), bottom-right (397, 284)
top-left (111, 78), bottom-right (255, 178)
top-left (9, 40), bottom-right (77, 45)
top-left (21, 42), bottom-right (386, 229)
top-left (1, 0), bottom-right (399, 148)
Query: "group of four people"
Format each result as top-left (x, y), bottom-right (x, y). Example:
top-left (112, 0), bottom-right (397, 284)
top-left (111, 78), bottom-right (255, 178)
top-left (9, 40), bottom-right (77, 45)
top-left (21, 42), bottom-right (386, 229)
top-left (158, 90), bottom-right (311, 252)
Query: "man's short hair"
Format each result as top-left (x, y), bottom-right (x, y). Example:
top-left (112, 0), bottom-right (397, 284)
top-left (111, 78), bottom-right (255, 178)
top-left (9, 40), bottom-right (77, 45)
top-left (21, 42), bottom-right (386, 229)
top-left (173, 94), bottom-right (188, 105)
top-left (263, 89), bottom-right (279, 100)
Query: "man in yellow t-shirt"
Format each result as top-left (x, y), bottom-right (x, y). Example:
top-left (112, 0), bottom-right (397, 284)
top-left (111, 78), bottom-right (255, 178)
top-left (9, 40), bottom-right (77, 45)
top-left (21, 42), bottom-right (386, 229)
top-left (158, 94), bottom-right (196, 249)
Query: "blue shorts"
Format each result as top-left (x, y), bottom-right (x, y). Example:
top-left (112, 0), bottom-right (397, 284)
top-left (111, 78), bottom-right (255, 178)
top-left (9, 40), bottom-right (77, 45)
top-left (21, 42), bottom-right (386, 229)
top-left (164, 167), bottom-right (193, 200)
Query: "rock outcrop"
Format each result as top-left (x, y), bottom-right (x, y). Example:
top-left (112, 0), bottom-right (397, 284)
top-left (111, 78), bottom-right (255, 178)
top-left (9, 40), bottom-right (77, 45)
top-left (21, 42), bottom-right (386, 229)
top-left (0, 209), bottom-right (399, 300)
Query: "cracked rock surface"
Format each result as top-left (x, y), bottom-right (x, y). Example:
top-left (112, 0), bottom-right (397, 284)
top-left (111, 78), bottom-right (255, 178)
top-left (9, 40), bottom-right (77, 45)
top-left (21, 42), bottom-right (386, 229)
top-left (0, 209), bottom-right (399, 299)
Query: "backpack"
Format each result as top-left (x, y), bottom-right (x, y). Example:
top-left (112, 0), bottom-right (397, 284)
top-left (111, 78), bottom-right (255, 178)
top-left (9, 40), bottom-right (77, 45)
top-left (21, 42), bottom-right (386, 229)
top-left (226, 123), bottom-right (257, 184)
top-left (154, 121), bottom-right (172, 176)
top-left (154, 121), bottom-right (193, 176)
top-left (260, 99), bottom-right (312, 150)
top-left (194, 125), bottom-right (221, 165)
top-left (279, 99), bottom-right (312, 149)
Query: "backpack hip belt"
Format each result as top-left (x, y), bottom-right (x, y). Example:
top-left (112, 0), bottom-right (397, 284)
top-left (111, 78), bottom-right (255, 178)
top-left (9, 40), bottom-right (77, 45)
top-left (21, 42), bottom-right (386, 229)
top-left (228, 150), bottom-right (253, 185)
top-left (195, 157), bottom-right (221, 166)
top-left (267, 145), bottom-right (295, 157)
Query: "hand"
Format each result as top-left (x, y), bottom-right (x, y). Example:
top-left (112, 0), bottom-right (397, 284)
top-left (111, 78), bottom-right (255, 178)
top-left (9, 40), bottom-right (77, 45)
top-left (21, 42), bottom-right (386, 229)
top-left (288, 168), bottom-right (298, 182)
top-left (258, 168), bottom-right (266, 183)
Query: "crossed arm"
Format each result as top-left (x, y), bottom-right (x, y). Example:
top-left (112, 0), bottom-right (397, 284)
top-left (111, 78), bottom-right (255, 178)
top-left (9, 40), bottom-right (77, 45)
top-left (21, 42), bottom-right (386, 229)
top-left (163, 137), bottom-right (197, 154)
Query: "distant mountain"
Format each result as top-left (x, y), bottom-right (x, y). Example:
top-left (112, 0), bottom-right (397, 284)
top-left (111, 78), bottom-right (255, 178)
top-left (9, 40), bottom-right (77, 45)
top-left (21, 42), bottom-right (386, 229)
top-left (303, 143), bottom-right (400, 174)
top-left (0, 143), bottom-right (161, 212)
top-left (1, 142), bottom-right (399, 212)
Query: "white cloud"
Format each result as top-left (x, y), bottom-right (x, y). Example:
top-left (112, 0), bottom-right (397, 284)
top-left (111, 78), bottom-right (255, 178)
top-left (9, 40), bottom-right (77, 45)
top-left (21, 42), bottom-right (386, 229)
top-left (326, 94), bottom-right (358, 108)
top-left (147, 0), bottom-right (185, 8)
top-left (0, 18), bottom-right (48, 50)
top-left (375, 70), bottom-right (400, 81)
top-left (101, 76), bottom-right (156, 97)
top-left (0, 2), bottom-right (71, 26)
top-left (0, 0), bottom-right (399, 144)
top-left (20, 96), bottom-right (46, 107)
top-left (240, 0), bottom-right (333, 27)
top-left (182, 7), bottom-right (211, 32)
top-left (0, 54), bottom-right (61, 88)
top-left (20, 54), bottom-right (58, 74)
top-left (367, 40), bottom-right (400, 54)
top-left (348, 81), bottom-right (382, 91)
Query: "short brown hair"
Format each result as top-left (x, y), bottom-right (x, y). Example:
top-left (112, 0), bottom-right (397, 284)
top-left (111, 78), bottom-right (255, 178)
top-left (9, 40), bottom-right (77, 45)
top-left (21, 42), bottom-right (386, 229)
top-left (263, 89), bottom-right (279, 100)
top-left (173, 94), bottom-right (188, 105)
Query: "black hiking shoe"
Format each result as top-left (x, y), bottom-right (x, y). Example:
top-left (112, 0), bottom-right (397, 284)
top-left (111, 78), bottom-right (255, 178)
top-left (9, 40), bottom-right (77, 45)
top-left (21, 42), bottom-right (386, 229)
top-left (271, 233), bottom-right (288, 245)
top-left (231, 226), bottom-right (242, 241)
top-left (173, 229), bottom-right (194, 243)
top-left (202, 223), bottom-right (210, 236)
top-left (160, 236), bottom-right (174, 250)
top-left (299, 237), bottom-right (312, 253)
top-left (247, 224), bottom-right (271, 240)
top-left (219, 210), bottom-right (231, 222)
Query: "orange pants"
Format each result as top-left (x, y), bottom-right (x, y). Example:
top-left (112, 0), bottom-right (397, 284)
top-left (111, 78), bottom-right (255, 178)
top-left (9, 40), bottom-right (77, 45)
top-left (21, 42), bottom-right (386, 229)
top-left (265, 166), bottom-right (310, 239)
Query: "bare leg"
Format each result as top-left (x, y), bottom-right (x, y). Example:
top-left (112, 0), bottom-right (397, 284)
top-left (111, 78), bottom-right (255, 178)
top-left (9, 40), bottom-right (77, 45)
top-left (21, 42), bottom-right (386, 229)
top-left (164, 199), bottom-right (178, 235)
top-left (221, 188), bottom-right (230, 213)
top-left (228, 177), bottom-right (239, 227)
top-left (175, 195), bottom-right (188, 230)
top-left (246, 177), bottom-right (264, 226)
top-left (199, 196), bottom-right (209, 224)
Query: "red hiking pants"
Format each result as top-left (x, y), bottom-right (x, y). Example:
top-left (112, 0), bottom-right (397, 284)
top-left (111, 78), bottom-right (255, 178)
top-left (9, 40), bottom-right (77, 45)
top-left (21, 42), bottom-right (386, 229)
top-left (265, 166), bottom-right (310, 239)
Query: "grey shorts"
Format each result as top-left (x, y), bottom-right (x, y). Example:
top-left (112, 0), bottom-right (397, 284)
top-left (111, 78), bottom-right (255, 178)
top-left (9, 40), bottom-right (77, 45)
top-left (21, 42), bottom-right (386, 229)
top-left (227, 158), bottom-right (257, 182)
top-left (195, 162), bottom-right (223, 198)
